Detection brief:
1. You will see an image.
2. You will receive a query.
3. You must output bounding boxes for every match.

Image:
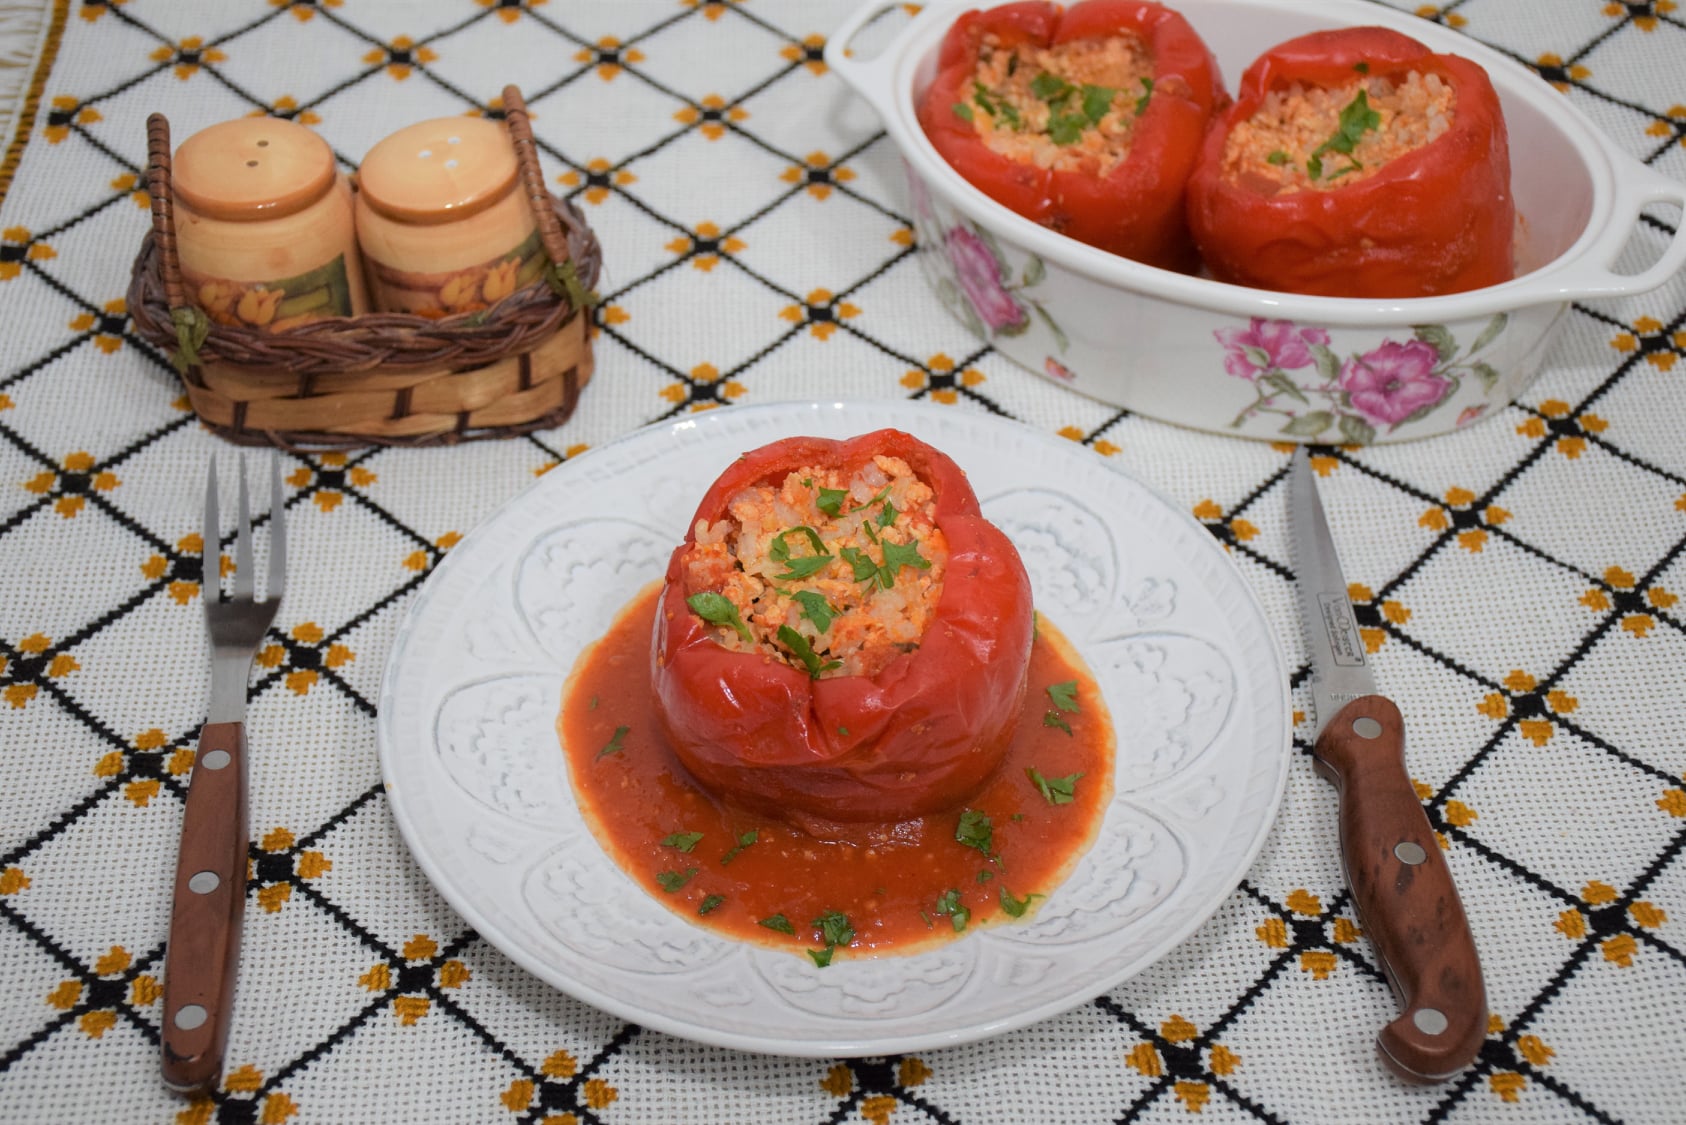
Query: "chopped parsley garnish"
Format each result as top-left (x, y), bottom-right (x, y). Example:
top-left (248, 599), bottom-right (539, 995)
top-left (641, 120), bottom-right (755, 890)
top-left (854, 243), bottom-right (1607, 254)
top-left (976, 869), bottom-right (995, 884)
top-left (697, 894), bottom-right (725, 915)
top-left (759, 913), bottom-right (796, 934)
top-left (1047, 111), bottom-right (1086, 146)
top-left (770, 526), bottom-right (833, 581)
top-left (807, 910), bottom-right (854, 968)
top-left (1044, 679), bottom-right (1080, 731)
top-left (1081, 83), bottom-right (1116, 125)
top-left (1030, 72), bottom-right (1074, 104)
top-left (792, 590), bottom-right (836, 633)
top-left (778, 625), bottom-right (842, 679)
top-left (814, 911), bottom-right (855, 948)
top-left (876, 501), bottom-right (897, 528)
top-left (840, 545), bottom-right (881, 584)
top-left (720, 829), bottom-right (758, 865)
top-left (596, 725), bottom-right (629, 759)
top-left (661, 831), bottom-right (704, 853)
top-left (687, 592), bottom-right (752, 642)
top-left (816, 486), bottom-right (849, 516)
top-left (956, 808), bottom-right (994, 858)
top-left (999, 886), bottom-right (1043, 918)
top-left (1027, 766), bottom-right (1083, 804)
top-left (972, 81), bottom-right (999, 116)
top-left (1354, 61), bottom-right (1370, 74)
top-left (934, 889), bottom-right (970, 931)
top-left (655, 867), bottom-right (697, 892)
top-left (588, 695), bottom-right (598, 710)
top-left (1135, 76), bottom-right (1155, 115)
top-left (952, 102), bottom-right (974, 123)
top-left (1266, 149), bottom-right (1290, 165)
top-left (1307, 89), bottom-right (1380, 181)
top-left (878, 538), bottom-right (930, 583)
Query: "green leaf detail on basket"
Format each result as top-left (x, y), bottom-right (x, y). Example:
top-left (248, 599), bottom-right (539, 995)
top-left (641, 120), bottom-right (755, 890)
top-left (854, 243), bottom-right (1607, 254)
top-left (169, 305), bottom-right (211, 376)
top-left (544, 256), bottom-right (599, 313)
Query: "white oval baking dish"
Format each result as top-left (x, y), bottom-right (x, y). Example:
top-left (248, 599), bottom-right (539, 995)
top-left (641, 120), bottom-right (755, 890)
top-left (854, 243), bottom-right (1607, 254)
top-left (826, 0), bottom-right (1686, 444)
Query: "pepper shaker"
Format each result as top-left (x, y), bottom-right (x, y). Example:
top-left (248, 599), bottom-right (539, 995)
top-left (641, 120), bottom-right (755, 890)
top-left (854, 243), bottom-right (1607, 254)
top-left (172, 117), bottom-right (368, 329)
top-left (353, 116), bottom-right (547, 318)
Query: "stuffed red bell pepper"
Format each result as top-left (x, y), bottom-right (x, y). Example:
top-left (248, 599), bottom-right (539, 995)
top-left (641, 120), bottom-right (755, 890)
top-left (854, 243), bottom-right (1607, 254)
top-left (651, 430), bottom-right (1034, 824)
top-left (916, 0), bottom-right (1224, 272)
top-left (1185, 26), bottom-right (1513, 297)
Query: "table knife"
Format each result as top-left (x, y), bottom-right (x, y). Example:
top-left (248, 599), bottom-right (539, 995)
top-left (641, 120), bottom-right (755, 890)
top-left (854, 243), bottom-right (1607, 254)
top-left (1289, 446), bottom-right (1486, 1083)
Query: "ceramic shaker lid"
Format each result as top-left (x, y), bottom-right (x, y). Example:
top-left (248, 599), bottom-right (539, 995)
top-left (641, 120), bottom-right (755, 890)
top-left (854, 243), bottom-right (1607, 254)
top-left (173, 117), bottom-right (337, 222)
top-left (356, 116), bottom-right (520, 225)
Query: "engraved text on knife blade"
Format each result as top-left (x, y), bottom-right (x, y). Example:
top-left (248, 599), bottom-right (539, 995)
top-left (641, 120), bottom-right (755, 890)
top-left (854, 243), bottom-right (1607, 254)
top-left (1317, 592), bottom-right (1367, 667)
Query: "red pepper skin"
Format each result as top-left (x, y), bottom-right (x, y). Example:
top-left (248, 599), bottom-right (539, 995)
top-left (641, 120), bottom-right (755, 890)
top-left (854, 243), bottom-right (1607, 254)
top-left (916, 0), bottom-right (1224, 272)
top-left (651, 430), bottom-right (1034, 824)
top-left (1185, 27), bottom-right (1513, 297)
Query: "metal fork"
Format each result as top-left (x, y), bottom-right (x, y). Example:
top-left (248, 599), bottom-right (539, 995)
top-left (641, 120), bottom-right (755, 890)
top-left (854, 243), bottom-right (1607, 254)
top-left (161, 454), bottom-right (286, 1095)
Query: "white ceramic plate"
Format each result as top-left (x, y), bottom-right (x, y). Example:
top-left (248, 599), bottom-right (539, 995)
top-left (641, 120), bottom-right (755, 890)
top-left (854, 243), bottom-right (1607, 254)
top-left (376, 402), bottom-right (1292, 1056)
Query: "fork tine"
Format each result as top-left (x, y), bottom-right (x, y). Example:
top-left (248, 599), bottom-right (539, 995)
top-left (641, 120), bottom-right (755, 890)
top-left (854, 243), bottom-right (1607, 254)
top-left (203, 456), bottom-right (220, 603)
top-left (233, 457), bottom-right (255, 603)
top-left (267, 452), bottom-right (286, 603)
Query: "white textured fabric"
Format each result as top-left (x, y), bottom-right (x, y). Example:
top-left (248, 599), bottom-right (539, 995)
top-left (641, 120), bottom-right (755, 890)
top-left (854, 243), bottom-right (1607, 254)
top-left (0, 1), bottom-right (1682, 1122)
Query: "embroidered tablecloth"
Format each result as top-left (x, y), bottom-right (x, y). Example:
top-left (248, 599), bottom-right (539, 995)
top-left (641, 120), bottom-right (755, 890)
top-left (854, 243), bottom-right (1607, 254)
top-left (1, 1), bottom-right (1683, 1122)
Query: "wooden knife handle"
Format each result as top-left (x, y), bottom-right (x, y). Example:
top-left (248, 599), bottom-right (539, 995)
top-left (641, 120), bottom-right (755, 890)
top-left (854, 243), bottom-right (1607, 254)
top-left (1313, 695), bottom-right (1486, 1083)
top-left (161, 720), bottom-right (248, 1095)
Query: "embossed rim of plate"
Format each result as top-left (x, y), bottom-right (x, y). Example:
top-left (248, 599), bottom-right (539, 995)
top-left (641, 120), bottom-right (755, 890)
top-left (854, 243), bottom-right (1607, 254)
top-left (376, 401), bottom-right (1293, 1056)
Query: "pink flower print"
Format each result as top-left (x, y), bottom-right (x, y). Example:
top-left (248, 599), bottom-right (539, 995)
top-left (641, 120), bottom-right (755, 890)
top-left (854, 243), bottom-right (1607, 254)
top-left (1213, 318), bottom-right (1330, 380)
top-left (1340, 339), bottom-right (1450, 426)
top-left (1045, 356), bottom-right (1075, 382)
top-left (946, 226), bottom-right (1028, 334)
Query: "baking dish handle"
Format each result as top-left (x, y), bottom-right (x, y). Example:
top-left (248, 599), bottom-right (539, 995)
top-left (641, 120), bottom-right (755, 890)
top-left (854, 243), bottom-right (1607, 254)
top-left (1545, 158), bottom-right (1686, 301)
top-left (824, 0), bottom-right (935, 122)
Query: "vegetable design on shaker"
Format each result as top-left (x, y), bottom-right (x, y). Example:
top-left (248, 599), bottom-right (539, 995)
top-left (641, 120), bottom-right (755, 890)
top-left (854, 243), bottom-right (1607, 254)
top-left (1187, 27), bottom-right (1514, 297)
top-left (1217, 314), bottom-right (1510, 442)
top-left (650, 430), bottom-right (1035, 823)
top-left (916, 0), bottom-right (1224, 272)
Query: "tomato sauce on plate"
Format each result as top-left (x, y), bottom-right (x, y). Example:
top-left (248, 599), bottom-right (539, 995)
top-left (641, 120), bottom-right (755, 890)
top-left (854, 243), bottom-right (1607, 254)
top-left (557, 583), bottom-right (1113, 963)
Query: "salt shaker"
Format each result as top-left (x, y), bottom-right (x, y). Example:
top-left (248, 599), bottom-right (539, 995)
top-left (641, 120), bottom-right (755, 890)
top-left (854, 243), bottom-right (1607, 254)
top-left (171, 117), bottom-right (368, 329)
top-left (353, 116), bottom-right (546, 318)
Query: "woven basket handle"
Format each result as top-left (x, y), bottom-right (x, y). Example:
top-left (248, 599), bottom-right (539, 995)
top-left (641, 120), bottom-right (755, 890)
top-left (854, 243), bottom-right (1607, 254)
top-left (502, 84), bottom-right (592, 313)
top-left (144, 113), bottom-right (189, 312)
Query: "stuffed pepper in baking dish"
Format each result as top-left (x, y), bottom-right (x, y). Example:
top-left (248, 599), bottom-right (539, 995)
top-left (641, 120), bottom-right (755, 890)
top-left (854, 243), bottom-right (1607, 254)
top-left (1186, 26), bottom-right (1513, 298)
top-left (917, 0), bottom-right (1225, 272)
top-left (651, 430), bottom-right (1034, 824)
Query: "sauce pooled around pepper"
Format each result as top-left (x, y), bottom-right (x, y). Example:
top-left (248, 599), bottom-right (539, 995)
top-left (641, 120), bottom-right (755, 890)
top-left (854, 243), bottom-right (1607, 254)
top-left (557, 584), bottom-right (1114, 963)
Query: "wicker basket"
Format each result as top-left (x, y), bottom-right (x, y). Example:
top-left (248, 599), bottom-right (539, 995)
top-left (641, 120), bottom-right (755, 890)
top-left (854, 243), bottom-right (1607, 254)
top-left (127, 85), bottom-right (602, 450)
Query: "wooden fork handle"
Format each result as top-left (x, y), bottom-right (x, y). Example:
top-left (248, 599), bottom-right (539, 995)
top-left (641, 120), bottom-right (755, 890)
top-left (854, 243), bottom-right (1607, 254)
top-left (161, 720), bottom-right (248, 1095)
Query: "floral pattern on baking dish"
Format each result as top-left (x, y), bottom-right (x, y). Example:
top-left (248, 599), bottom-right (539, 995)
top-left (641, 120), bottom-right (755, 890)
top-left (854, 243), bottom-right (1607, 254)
top-left (1215, 313), bottom-right (1509, 444)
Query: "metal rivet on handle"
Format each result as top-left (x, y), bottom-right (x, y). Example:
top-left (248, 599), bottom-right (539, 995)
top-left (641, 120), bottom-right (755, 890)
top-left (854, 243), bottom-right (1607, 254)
top-left (1394, 841), bottom-right (1428, 866)
top-left (1412, 1007), bottom-right (1449, 1036)
top-left (201, 750), bottom-right (231, 771)
top-left (173, 1004), bottom-right (208, 1031)
top-left (188, 871), bottom-right (220, 894)
top-left (1352, 717), bottom-right (1383, 739)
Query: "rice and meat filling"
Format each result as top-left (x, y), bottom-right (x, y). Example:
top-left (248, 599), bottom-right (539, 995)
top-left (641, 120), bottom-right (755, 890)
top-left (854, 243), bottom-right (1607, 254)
top-left (1222, 70), bottom-right (1456, 193)
top-left (681, 455), bottom-right (948, 680)
top-left (959, 33), bottom-right (1158, 176)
